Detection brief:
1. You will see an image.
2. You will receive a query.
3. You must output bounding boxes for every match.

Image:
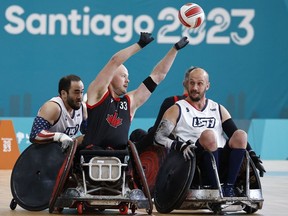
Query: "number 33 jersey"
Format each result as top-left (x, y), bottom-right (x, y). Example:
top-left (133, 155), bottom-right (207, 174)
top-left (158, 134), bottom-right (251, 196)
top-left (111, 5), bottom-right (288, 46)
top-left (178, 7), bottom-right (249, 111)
top-left (83, 90), bottom-right (131, 150)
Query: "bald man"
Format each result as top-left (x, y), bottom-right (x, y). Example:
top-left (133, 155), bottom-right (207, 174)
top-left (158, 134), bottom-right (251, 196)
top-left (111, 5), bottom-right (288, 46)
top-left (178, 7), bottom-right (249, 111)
top-left (82, 32), bottom-right (189, 150)
top-left (154, 67), bottom-right (265, 197)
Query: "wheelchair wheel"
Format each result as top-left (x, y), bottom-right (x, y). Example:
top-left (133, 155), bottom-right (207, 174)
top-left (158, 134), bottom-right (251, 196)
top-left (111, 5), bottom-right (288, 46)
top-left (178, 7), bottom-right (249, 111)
top-left (128, 140), bottom-right (153, 215)
top-left (131, 204), bottom-right (136, 214)
top-left (119, 203), bottom-right (129, 215)
top-left (10, 143), bottom-right (65, 211)
top-left (154, 150), bottom-right (196, 213)
top-left (138, 145), bottom-right (167, 196)
top-left (236, 151), bottom-right (263, 194)
top-left (208, 203), bottom-right (223, 215)
top-left (77, 202), bottom-right (84, 214)
top-left (10, 198), bottom-right (17, 210)
top-left (236, 151), bottom-right (263, 214)
top-left (244, 206), bottom-right (258, 214)
top-left (49, 141), bottom-right (78, 213)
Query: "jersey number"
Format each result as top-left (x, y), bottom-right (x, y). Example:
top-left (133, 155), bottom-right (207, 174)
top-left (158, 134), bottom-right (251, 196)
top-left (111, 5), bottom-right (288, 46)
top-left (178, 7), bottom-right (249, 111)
top-left (119, 101), bottom-right (127, 110)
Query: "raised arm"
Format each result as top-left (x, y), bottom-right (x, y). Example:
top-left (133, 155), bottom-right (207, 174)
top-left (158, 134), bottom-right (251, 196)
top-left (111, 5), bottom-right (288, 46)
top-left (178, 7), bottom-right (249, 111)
top-left (150, 37), bottom-right (189, 84)
top-left (87, 32), bottom-right (154, 105)
top-left (128, 37), bottom-right (189, 118)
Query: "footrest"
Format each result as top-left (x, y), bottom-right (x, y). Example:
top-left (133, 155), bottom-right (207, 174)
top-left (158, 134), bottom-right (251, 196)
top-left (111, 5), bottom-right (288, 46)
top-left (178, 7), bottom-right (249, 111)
top-left (83, 157), bottom-right (126, 181)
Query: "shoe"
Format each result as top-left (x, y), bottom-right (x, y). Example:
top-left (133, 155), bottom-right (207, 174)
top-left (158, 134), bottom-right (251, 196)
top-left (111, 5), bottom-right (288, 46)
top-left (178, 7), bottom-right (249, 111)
top-left (222, 184), bottom-right (235, 197)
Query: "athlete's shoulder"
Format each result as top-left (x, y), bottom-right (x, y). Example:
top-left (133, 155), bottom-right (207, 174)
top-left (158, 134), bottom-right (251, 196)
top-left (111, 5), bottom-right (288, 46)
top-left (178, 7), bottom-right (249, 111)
top-left (207, 98), bottom-right (220, 106)
top-left (40, 98), bottom-right (61, 112)
top-left (175, 98), bottom-right (187, 105)
top-left (49, 96), bottom-right (62, 103)
top-left (206, 99), bottom-right (223, 116)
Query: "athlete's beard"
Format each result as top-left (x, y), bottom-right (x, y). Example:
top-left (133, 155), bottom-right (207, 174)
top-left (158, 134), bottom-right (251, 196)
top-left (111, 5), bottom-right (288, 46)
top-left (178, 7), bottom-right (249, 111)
top-left (189, 90), bottom-right (205, 102)
top-left (190, 95), bottom-right (201, 102)
top-left (67, 96), bottom-right (81, 110)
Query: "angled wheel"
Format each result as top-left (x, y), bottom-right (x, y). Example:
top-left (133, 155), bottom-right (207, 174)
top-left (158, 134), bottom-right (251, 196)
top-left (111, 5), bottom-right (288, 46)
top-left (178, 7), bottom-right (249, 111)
top-left (208, 203), bottom-right (223, 215)
top-left (77, 202), bottom-right (84, 214)
top-left (10, 143), bottom-right (65, 211)
top-left (128, 140), bottom-right (153, 214)
top-left (243, 205), bottom-right (258, 214)
top-left (235, 151), bottom-right (264, 199)
top-left (119, 203), bottom-right (129, 215)
top-left (10, 198), bottom-right (17, 210)
top-left (154, 150), bottom-right (196, 213)
top-left (235, 152), bottom-right (263, 213)
top-left (249, 155), bottom-right (263, 190)
top-left (137, 145), bottom-right (167, 196)
top-left (131, 204), bottom-right (136, 214)
top-left (49, 141), bottom-right (78, 213)
top-left (98, 208), bottom-right (105, 212)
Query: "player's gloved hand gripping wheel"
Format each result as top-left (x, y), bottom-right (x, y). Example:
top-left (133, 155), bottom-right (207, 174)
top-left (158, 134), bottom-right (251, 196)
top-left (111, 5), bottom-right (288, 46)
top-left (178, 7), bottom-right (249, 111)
top-left (172, 139), bottom-right (195, 161)
top-left (53, 132), bottom-right (74, 152)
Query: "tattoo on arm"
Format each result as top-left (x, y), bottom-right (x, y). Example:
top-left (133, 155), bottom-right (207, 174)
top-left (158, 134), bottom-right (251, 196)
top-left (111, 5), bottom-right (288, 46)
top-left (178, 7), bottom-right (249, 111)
top-left (154, 119), bottom-right (175, 149)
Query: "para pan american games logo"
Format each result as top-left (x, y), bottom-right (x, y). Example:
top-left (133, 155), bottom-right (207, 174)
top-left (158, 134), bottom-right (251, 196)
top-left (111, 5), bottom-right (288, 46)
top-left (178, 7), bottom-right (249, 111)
top-left (192, 117), bottom-right (216, 128)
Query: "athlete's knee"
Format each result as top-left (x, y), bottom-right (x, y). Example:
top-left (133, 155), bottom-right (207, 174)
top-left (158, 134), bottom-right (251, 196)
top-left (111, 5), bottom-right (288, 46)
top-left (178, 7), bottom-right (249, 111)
top-left (230, 129), bottom-right (247, 148)
top-left (199, 129), bottom-right (217, 151)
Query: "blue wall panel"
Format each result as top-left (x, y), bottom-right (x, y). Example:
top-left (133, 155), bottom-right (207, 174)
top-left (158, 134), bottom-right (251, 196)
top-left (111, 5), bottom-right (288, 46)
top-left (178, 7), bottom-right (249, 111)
top-left (0, 0), bottom-right (288, 119)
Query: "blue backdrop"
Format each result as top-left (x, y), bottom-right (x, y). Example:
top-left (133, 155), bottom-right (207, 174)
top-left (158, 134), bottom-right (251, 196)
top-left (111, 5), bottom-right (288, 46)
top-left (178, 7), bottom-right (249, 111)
top-left (1, 0), bottom-right (288, 119)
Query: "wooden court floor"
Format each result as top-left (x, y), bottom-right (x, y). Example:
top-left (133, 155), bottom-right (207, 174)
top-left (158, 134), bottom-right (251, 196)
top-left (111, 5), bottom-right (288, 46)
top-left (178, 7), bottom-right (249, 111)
top-left (1, 160), bottom-right (288, 216)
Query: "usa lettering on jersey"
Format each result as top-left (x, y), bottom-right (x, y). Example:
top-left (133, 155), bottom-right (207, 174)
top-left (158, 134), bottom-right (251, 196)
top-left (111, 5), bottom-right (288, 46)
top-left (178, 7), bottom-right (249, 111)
top-left (192, 117), bottom-right (216, 128)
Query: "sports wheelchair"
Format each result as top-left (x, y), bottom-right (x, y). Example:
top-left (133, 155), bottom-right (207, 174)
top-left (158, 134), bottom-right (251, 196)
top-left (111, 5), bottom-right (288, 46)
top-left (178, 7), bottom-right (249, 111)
top-left (10, 140), bottom-right (153, 215)
top-left (151, 147), bottom-right (264, 214)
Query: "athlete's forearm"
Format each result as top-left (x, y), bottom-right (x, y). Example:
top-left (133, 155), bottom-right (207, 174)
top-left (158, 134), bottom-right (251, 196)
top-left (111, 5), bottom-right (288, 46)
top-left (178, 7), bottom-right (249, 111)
top-left (154, 119), bottom-right (175, 149)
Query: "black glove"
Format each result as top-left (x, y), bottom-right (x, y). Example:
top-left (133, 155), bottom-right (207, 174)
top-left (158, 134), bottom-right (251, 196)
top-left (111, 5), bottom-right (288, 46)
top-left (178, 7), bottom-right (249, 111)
top-left (174, 37), bottom-right (189, 50)
top-left (137, 32), bottom-right (154, 48)
top-left (249, 151), bottom-right (266, 177)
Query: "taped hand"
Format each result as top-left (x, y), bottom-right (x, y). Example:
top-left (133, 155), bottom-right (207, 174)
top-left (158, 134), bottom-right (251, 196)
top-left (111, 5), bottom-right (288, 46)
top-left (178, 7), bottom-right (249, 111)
top-left (61, 140), bottom-right (74, 151)
top-left (249, 151), bottom-right (266, 177)
top-left (180, 140), bottom-right (195, 161)
top-left (174, 37), bottom-right (189, 50)
top-left (137, 32), bottom-right (154, 48)
top-left (53, 132), bottom-right (73, 151)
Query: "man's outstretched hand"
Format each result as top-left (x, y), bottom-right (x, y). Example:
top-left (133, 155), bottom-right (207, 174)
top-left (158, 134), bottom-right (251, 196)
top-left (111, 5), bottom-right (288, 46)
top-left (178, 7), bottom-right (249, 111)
top-left (174, 37), bottom-right (189, 50)
top-left (137, 32), bottom-right (154, 48)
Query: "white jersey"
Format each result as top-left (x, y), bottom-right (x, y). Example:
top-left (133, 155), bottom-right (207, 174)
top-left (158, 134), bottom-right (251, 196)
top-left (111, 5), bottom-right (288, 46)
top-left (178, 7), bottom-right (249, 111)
top-left (173, 99), bottom-right (227, 148)
top-left (46, 96), bottom-right (84, 138)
